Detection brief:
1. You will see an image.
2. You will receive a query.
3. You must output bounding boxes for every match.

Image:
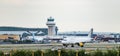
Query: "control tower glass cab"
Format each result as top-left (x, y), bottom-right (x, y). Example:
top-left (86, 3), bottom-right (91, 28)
top-left (46, 17), bottom-right (56, 36)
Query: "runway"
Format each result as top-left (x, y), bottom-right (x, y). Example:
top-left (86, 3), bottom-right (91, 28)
top-left (0, 43), bottom-right (120, 52)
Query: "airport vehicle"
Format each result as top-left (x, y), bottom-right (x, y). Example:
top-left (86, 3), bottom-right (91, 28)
top-left (61, 28), bottom-right (94, 47)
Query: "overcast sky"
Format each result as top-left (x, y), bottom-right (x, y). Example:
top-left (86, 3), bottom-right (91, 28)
top-left (0, 0), bottom-right (120, 32)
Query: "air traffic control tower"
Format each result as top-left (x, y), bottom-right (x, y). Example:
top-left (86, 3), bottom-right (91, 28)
top-left (46, 17), bottom-right (56, 36)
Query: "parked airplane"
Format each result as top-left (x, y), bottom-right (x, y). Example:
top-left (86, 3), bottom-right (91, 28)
top-left (61, 28), bottom-right (94, 47)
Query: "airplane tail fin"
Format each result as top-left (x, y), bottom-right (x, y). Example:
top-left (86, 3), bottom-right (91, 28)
top-left (88, 28), bottom-right (93, 38)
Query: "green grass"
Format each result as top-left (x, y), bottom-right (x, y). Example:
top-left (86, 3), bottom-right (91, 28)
top-left (1, 49), bottom-right (120, 56)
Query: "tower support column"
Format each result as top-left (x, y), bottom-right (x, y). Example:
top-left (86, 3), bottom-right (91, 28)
top-left (46, 17), bottom-right (56, 36)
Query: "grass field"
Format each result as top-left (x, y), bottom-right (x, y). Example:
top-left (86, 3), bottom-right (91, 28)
top-left (0, 43), bottom-right (120, 52)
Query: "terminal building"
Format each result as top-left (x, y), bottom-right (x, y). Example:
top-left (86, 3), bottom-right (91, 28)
top-left (0, 26), bottom-right (58, 40)
top-left (0, 26), bottom-right (47, 40)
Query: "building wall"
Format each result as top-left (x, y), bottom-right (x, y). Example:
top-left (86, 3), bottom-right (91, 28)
top-left (0, 27), bottom-right (48, 36)
top-left (0, 34), bottom-right (20, 40)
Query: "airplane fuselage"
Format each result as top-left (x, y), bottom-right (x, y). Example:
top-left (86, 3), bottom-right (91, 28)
top-left (61, 36), bottom-right (92, 44)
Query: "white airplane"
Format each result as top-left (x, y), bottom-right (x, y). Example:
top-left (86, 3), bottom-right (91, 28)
top-left (61, 28), bottom-right (95, 47)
